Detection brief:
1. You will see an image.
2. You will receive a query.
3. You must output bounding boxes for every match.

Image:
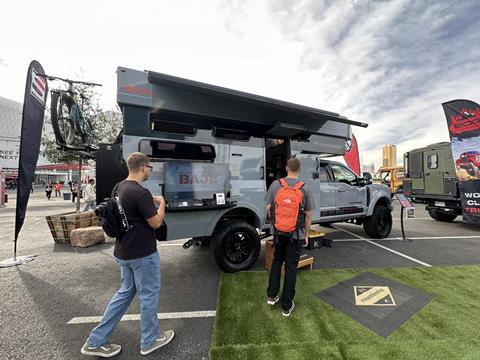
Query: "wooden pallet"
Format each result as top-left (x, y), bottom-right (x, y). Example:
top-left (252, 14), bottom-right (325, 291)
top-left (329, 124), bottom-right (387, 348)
top-left (264, 239), bottom-right (314, 272)
top-left (46, 211), bottom-right (100, 243)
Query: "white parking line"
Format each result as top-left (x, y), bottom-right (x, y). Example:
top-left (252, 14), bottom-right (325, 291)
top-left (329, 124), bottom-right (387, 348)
top-left (332, 225), bottom-right (432, 267)
top-left (333, 235), bottom-right (480, 242)
top-left (67, 310), bottom-right (216, 325)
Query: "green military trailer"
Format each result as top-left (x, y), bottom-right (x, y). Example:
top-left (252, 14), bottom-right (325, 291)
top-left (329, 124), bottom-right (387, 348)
top-left (403, 142), bottom-right (461, 222)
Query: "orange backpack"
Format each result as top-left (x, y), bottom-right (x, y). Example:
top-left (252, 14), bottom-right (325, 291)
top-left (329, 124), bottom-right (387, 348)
top-left (274, 178), bottom-right (305, 233)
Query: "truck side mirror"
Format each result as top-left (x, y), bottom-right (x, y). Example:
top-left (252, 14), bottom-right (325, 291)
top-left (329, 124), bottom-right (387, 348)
top-left (363, 172), bottom-right (372, 181)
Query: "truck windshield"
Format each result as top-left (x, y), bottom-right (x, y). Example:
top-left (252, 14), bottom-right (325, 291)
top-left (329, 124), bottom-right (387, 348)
top-left (374, 171), bottom-right (391, 182)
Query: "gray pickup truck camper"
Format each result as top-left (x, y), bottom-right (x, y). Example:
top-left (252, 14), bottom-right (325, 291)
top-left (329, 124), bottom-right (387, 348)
top-left (96, 67), bottom-right (392, 272)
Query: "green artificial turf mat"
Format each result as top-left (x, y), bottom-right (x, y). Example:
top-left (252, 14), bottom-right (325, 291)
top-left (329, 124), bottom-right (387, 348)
top-left (210, 266), bottom-right (480, 360)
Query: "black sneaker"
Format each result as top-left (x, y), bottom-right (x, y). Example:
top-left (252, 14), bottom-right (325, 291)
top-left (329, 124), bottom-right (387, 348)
top-left (267, 295), bottom-right (279, 305)
top-left (282, 301), bottom-right (295, 317)
top-left (81, 342), bottom-right (121, 357)
top-left (140, 330), bottom-right (175, 356)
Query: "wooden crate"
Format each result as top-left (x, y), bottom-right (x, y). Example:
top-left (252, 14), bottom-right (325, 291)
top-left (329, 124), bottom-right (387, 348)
top-left (46, 211), bottom-right (100, 243)
top-left (264, 239), bottom-right (314, 272)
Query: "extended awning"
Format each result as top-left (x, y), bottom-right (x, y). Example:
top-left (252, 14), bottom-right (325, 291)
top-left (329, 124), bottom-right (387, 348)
top-left (117, 67), bottom-right (368, 141)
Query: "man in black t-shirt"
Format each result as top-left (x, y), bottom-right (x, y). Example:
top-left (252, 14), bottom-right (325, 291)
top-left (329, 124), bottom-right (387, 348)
top-left (81, 152), bottom-right (175, 358)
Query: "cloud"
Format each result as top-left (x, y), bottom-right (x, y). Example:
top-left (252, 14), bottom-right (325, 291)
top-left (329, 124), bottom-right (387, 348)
top-left (266, 0), bottom-right (480, 167)
top-left (0, 58), bottom-right (7, 67)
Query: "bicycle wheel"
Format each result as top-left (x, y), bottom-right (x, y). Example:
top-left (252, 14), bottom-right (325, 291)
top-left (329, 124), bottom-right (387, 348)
top-left (50, 91), bottom-right (75, 144)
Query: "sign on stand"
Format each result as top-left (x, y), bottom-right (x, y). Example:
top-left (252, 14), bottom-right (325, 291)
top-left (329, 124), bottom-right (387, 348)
top-left (395, 193), bottom-right (414, 241)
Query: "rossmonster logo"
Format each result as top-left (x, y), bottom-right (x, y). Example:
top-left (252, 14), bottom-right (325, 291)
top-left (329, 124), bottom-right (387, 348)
top-left (345, 139), bottom-right (353, 152)
top-left (449, 108), bottom-right (480, 136)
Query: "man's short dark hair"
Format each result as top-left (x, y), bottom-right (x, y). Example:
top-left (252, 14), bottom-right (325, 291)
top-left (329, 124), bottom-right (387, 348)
top-left (89, 179), bottom-right (95, 184)
top-left (127, 152), bottom-right (150, 172)
top-left (287, 157), bottom-right (301, 172)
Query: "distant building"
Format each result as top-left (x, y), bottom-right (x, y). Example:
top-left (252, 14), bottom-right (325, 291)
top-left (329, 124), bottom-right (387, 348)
top-left (0, 96), bottom-right (23, 175)
top-left (362, 163), bottom-right (375, 174)
top-left (382, 144), bottom-right (397, 167)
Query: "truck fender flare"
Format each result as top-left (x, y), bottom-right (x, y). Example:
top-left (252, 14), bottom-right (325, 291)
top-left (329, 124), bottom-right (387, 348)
top-left (207, 203), bottom-right (262, 236)
top-left (366, 196), bottom-right (392, 216)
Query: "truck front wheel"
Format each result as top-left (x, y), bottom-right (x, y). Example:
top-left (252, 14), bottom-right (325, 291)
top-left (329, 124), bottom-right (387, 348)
top-left (213, 220), bottom-right (260, 273)
top-left (428, 208), bottom-right (457, 222)
top-left (467, 162), bottom-right (479, 177)
top-left (363, 205), bottom-right (392, 238)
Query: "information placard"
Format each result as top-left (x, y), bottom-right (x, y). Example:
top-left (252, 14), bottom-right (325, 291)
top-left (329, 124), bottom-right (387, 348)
top-left (395, 193), bottom-right (414, 209)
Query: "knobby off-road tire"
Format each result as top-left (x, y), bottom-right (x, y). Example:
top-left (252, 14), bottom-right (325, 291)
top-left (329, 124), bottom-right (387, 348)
top-left (50, 91), bottom-right (74, 145)
top-left (428, 208), bottom-right (457, 222)
top-left (363, 204), bottom-right (392, 239)
top-left (213, 220), bottom-right (260, 273)
top-left (466, 162), bottom-right (479, 177)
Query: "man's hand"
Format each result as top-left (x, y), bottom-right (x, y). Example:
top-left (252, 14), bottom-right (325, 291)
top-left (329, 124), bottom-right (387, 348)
top-left (153, 195), bottom-right (165, 206)
top-left (303, 237), bottom-right (309, 247)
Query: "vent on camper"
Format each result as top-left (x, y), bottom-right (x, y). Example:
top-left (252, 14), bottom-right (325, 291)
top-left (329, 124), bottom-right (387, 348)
top-left (213, 127), bottom-right (250, 141)
top-left (150, 118), bottom-right (196, 136)
top-left (140, 140), bottom-right (216, 162)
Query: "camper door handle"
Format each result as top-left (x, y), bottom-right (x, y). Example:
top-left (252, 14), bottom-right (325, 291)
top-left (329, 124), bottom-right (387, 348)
top-left (425, 172), bottom-right (430, 176)
top-left (260, 166), bottom-right (265, 179)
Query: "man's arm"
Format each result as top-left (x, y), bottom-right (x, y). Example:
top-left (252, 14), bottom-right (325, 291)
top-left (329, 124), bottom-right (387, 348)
top-left (304, 210), bottom-right (312, 247)
top-left (266, 203), bottom-right (272, 220)
top-left (146, 196), bottom-right (166, 229)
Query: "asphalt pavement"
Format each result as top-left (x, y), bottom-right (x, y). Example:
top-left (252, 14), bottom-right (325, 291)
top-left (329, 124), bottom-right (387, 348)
top-left (1, 189), bottom-right (479, 359)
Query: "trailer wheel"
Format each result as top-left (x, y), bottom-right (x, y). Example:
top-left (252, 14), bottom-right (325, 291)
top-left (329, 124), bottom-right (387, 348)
top-left (466, 162), bottom-right (479, 177)
top-left (363, 204), bottom-right (392, 239)
top-left (428, 209), bottom-right (457, 222)
top-left (213, 220), bottom-right (260, 273)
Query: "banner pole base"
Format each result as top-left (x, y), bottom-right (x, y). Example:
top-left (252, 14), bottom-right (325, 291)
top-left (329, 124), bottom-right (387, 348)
top-left (0, 255), bottom-right (37, 269)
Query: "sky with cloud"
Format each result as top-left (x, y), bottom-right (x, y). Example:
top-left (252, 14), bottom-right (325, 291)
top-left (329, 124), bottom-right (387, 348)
top-left (1, 0), bottom-right (479, 168)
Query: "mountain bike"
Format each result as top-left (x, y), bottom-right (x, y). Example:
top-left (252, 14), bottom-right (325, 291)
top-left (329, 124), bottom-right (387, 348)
top-left (45, 75), bottom-right (101, 145)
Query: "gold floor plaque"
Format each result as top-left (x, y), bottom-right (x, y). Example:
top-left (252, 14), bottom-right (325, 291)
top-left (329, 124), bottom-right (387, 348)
top-left (354, 286), bottom-right (396, 306)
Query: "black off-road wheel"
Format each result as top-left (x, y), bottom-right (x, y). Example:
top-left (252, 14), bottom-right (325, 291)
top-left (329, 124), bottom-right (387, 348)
top-left (212, 220), bottom-right (260, 273)
top-left (363, 204), bottom-right (392, 239)
top-left (428, 208), bottom-right (457, 222)
top-left (51, 91), bottom-right (74, 145)
top-left (466, 162), bottom-right (479, 177)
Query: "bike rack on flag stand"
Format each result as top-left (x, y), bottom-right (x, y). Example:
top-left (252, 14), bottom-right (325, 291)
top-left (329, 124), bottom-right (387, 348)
top-left (395, 193), bottom-right (414, 242)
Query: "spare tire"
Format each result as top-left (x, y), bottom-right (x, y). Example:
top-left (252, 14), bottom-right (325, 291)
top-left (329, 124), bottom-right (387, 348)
top-left (212, 220), bottom-right (260, 273)
top-left (428, 208), bottom-right (457, 222)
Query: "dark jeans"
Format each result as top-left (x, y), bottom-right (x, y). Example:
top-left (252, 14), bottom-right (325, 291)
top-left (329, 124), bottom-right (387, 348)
top-left (72, 192), bottom-right (77, 203)
top-left (267, 235), bottom-right (302, 310)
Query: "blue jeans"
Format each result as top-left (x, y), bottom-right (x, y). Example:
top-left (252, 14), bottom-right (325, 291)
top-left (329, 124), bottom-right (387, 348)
top-left (83, 200), bottom-right (96, 212)
top-left (87, 251), bottom-right (161, 349)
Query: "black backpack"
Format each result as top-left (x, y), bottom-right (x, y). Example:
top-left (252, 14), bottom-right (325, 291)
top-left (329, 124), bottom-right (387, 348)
top-left (95, 182), bottom-right (133, 238)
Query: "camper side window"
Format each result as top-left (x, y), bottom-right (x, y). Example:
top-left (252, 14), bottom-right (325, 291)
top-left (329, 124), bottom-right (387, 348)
top-left (427, 154), bottom-right (438, 169)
